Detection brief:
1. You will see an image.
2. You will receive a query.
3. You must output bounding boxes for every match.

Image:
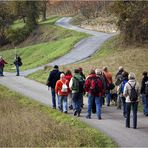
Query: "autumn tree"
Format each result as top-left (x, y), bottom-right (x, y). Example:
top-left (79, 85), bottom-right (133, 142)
top-left (111, 1), bottom-right (148, 43)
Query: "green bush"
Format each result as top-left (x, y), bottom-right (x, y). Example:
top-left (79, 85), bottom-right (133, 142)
top-left (7, 25), bottom-right (33, 45)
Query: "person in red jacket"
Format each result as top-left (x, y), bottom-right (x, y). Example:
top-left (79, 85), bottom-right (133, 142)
top-left (65, 69), bottom-right (73, 110)
top-left (55, 73), bottom-right (70, 113)
top-left (85, 69), bottom-right (104, 119)
top-left (0, 56), bottom-right (7, 76)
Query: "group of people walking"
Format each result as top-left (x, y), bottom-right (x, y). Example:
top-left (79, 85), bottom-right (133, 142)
top-left (47, 65), bottom-right (148, 129)
top-left (0, 55), bottom-right (22, 76)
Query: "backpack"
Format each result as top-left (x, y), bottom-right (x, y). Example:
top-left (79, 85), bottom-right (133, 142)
top-left (61, 81), bottom-right (68, 93)
top-left (18, 57), bottom-right (22, 66)
top-left (145, 81), bottom-right (148, 97)
top-left (74, 77), bottom-right (84, 93)
top-left (128, 83), bottom-right (138, 102)
top-left (89, 77), bottom-right (100, 94)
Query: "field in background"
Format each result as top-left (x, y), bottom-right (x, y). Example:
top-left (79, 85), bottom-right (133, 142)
top-left (0, 16), bottom-right (88, 71)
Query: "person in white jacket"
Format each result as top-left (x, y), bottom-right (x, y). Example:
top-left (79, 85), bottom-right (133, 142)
top-left (123, 72), bottom-right (140, 129)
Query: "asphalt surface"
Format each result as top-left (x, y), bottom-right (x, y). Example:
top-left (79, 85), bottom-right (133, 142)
top-left (0, 17), bottom-right (148, 147)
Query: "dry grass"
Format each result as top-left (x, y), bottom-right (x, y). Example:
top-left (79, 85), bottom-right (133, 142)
top-left (62, 36), bottom-right (148, 83)
top-left (0, 85), bottom-right (116, 147)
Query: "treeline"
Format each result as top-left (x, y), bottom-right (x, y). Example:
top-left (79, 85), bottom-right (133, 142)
top-left (0, 1), bottom-right (147, 48)
top-left (0, 1), bottom-right (48, 47)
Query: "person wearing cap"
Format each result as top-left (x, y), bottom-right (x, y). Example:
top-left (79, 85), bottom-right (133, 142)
top-left (47, 65), bottom-right (61, 109)
top-left (123, 72), bottom-right (140, 129)
top-left (55, 73), bottom-right (70, 113)
top-left (0, 56), bottom-right (7, 76)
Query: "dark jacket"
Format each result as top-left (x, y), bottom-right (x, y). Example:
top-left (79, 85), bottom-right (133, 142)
top-left (141, 76), bottom-right (148, 94)
top-left (47, 69), bottom-right (61, 89)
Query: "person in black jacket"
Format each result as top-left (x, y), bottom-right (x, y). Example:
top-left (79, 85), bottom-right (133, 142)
top-left (14, 54), bottom-right (22, 76)
top-left (47, 65), bottom-right (61, 109)
top-left (140, 71), bottom-right (148, 116)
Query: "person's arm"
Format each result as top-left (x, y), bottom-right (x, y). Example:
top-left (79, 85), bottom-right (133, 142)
top-left (123, 83), bottom-right (128, 97)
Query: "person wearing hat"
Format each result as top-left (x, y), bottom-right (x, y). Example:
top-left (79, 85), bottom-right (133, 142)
top-left (47, 65), bottom-right (61, 109)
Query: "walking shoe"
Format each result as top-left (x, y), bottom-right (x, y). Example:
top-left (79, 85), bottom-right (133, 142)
top-left (69, 105), bottom-right (73, 110)
top-left (98, 116), bottom-right (102, 120)
top-left (74, 110), bottom-right (77, 116)
top-left (86, 115), bottom-right (91, 119)
top-left (64, 111), bottom-right (67, 114)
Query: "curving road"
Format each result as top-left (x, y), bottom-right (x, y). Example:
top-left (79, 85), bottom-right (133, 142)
top-left (22, 17), bottom-right (113, 76)
top-left (0, 17), bottom-right (148, 147)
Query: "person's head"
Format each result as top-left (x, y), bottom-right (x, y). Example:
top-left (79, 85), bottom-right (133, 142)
top-left (54, 65), bottom-right (59, 69)
top-left (78, 67), bottom-right (83, 72)
top-left (74, 69), bottom-right (79, 74)
top-left (142, 71), bottom-right (147, 77)
top-left (95, 68), bottom-right (102, 75)
top-left (65, 69), bottom-right (72, 75)
top-left (103, 66), bottom-right (108, 72)
top-left (122, 71), bottom-right (128, 79)
top-left (90, 69), bottom-right (95, 75)
top-left (128, 72), bottom-right (136, 80)
top-left (60, 73), bottom-right (65, 79)
top-left (118, 66), bottom-right (124, 71)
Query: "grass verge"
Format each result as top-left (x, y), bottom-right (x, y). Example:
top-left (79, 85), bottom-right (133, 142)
top-left (0, 85), bottom-right (116, 147)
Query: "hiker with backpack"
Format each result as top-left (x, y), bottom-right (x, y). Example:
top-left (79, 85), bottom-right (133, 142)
top-left (115, 66), bottom-right (124, 109)
top-left (69, 69), bottom-right (85, 117)
top-left (118, 71), bottom-right (129, 118)
top-left (78, 67), bottom-right (86, 108)
top-left (85, 69), bottom-right (104, 119)
top-left (64, 69), bottom-right (73, 110)
top-left (55, 73), bottom-right (70, 113)
top-left (140, 71), bottom-right (148, 116)
top-left (0, 56), bottom-right (7, 76)
top-left (95, 68), bottom-right (106, 107)
top-left (103, 66), bottom-right (114, 106)
top-left (123, 72), bottom-right (140, 129)
top-left (46, 65), bottom-right (61, 109)
top-left (14, 54), bottom-right (22, 76)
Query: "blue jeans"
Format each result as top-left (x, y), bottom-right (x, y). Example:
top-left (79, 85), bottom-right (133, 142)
top-left (15, 64), bottom-right (19, 76)
top-left (51, 88), bottom-right (57, 108)
top-left (59, 95), bottom-right (68, 112)
top-left (126, 102), bottom-right (138, 128)
top-left (106, 91), bottom-right (111, 106)
top-left (0, 67), bottom-right (3, 76)
top-left (72, 93), bottom-right (82, 114)
top-left (87, 94), bottom-right (101, 118)
top-left (142, 94), bottom-right (148, 115)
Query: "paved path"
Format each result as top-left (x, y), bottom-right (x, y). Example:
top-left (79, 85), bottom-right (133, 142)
top-left (21, 17), bottom-right (113, 76)
top-left (0, 17), bottom-right (148, 147)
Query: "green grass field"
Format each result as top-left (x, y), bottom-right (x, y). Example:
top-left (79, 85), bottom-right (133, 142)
top-left (0, 85), bottom-right (117, 147)
top-left (0, 16), bottom-right (88, 71)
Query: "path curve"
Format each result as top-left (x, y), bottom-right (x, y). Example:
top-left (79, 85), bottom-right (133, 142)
top-left (22, 17), bottom-right (113, 76)
top-left (0, 17), bottom-right (148, 147)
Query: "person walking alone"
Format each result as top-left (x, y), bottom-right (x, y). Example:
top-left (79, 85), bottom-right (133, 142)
top-left (14, 55), bottom-right (22, 76)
